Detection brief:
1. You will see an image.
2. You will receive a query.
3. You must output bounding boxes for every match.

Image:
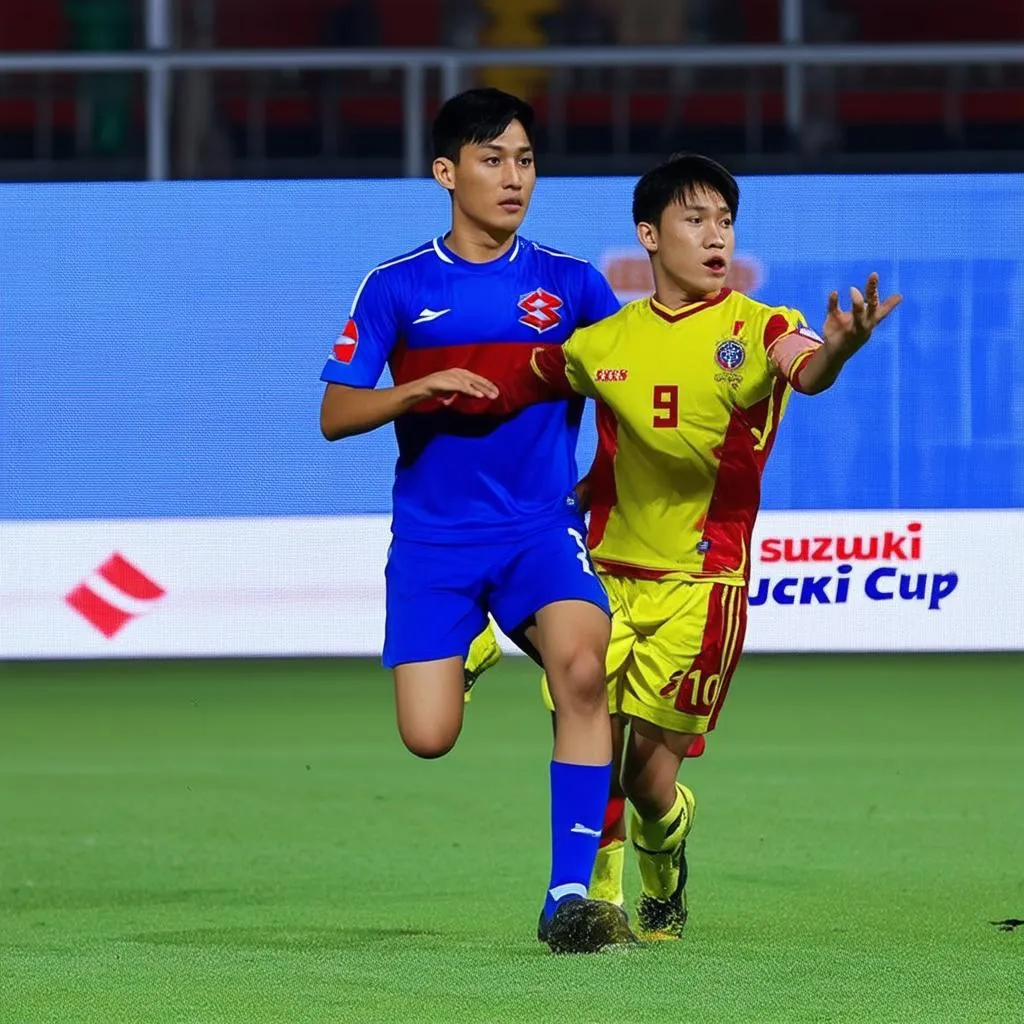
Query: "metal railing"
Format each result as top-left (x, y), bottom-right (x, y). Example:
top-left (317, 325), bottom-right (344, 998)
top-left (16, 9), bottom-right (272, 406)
top-left (0, 0), bottom-right (1022, 180)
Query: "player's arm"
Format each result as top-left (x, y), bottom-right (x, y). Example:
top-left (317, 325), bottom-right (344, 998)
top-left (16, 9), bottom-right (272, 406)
top-left (318, 266), bottom-right (497, 440)
top-left (496, 345), bottom-right (579, 410)
top-left (321, 374), bottom-right (499, 440)
top-left (431, 344), bottom-right (581, 417)
top-left (775, 272), bottom-right (902, 395)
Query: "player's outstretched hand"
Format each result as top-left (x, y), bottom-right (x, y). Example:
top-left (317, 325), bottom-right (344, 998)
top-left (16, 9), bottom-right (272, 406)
top-left (419, 369), bottom-right (499, 405)
top-left (822, 272), bottom-right (902, 360)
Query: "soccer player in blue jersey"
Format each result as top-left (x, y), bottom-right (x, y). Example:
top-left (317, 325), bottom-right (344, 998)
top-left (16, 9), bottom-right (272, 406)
top-left (318, 88), bottom-right (635, 953)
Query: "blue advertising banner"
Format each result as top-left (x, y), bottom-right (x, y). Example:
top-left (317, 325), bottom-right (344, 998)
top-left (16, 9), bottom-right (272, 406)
top-left (2, 174), bottom-right (1022, 520)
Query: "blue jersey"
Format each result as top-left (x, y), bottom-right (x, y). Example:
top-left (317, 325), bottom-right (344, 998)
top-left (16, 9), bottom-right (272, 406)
top-left (320, 235), bottom-right (619, 543)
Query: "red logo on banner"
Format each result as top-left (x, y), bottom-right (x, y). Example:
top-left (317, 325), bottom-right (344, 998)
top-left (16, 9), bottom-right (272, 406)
top-left (333, 319), bottom-right (359, 364)
top-left (65, 553), bottom-right (166, 638)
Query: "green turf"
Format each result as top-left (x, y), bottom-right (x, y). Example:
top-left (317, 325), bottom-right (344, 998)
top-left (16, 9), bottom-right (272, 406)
top-left (1, 653), bottom-right (1022, 1024)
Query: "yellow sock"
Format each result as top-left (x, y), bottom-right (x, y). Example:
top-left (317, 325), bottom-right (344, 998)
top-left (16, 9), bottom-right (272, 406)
top-left (463, 620), bottom-right (502, 703)
top-left (589, 840), bottom-right (625, 906)
top-left (629, 784), bottom-right (696, 900)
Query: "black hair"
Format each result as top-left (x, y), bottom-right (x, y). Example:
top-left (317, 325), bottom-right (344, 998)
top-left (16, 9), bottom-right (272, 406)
top-left (431, 88), bottom-right (535, 163)
top-left (632, 153), bottom-right (739, 226)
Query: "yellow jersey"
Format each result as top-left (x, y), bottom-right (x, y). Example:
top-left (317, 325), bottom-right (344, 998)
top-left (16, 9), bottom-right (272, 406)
top-left (530, 289), bottom-right (821, 584)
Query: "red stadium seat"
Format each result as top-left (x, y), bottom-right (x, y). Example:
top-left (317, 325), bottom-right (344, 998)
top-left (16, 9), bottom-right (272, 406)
top-left (838, 90), bottom-right (945, 123)
top-left (531, 90), bottom-right (785, 131)
top-left (213, 0), bottom-right (329, 48)
top-left (963, 90), bottom-right (1024, 121)
top-left (741, 0), bottom-right (781, 42)
top-left (0, 0), bottom-right (68, 50)
top-left (850, 0), bottom-right (1024, 41)
top-left (0, 97), bottom-right (76, 129)
top-left (375, 0), bottom-right (441, 46)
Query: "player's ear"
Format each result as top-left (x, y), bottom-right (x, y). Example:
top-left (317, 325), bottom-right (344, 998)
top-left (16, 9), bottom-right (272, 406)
top-left (636, 221), bottom-right (659, 255)
top-left (432, 157), bottom-right (456, 194)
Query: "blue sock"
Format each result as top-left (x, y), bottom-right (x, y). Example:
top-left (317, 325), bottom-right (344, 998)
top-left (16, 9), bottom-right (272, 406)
top-left (543, 759), bottom-right (613, 922)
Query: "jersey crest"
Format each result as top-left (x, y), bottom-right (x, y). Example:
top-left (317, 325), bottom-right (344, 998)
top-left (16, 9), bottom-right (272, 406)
top-left (714, 336), bottom-right (747, 389)
top-left (714, 338), bottom-right (746, 371)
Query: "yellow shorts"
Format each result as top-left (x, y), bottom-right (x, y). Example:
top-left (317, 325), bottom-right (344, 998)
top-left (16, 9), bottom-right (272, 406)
top-left (542, 574), bottom-right (748, 735)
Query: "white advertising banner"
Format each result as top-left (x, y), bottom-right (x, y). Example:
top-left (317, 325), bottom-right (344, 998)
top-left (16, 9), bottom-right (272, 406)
top-left (745, 511), bottom-right (1022, 652)
top-left (1, 511), bottom-right (1021, 659)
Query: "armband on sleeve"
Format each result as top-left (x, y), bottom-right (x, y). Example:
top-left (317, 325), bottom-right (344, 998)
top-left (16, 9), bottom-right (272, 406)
top-left (765, 316), bottom-right (823, 390)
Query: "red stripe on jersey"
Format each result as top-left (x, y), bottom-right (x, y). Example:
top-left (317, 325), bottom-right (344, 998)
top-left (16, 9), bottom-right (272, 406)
top-left (388, 336), bottom-right (408, 379)
top-left (391, 340), bottom-right (562, 385)
top-left (586, 400), bottom-right (620, 551)
top-left (397, 341), bottom-right (572, 415)
top-left (649, 288), bottom-right (731, 324)
top-left (765, 376), bottom-right (790, 457)
top-left (701, 375), bottom-right (789, 579)
top-left (762, 312), bottom-right (791, 351)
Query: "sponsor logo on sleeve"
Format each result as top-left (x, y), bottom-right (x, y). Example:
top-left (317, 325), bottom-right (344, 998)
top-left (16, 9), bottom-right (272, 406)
top-left (332, 319), bottom-right (359, 364)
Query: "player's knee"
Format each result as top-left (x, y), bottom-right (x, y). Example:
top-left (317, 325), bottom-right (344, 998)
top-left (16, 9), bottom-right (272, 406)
top-left (399, 721), bottom-right (461, 759)
top-left (622, 763), bottom-right (675, 820)
top-left (623, 778), bottom-right (667, 821)
top-left (622, 724), bottom-right (700, 817)
top-left (403, 734), bottom-right (458, 760)
top-left (549, 647), bottom-right (606, 712)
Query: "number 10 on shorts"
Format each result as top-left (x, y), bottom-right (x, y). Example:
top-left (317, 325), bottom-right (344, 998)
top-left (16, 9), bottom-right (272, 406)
top-left (660, 668), bottom-right (722, 716)
top-left (567, 528), bottom-right (595, 577)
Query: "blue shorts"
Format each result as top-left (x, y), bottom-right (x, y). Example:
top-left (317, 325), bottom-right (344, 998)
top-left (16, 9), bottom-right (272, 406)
top-left (383, 523), bottom-right (611, 669)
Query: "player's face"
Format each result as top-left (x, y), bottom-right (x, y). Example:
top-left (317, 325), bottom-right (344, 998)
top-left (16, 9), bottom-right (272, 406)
top-left (435, 120), bottom-right (536, 235)
top-left (638, 186), bottom-right (735, 302)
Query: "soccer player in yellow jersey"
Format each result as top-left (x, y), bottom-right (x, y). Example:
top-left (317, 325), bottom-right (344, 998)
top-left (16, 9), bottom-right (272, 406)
top-left (451, 153), bottom-right (901, 939)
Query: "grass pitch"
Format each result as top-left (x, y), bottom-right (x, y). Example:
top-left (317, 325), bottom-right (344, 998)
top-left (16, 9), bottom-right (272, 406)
top-left (1, 653), bottom-right (1022, 1023)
